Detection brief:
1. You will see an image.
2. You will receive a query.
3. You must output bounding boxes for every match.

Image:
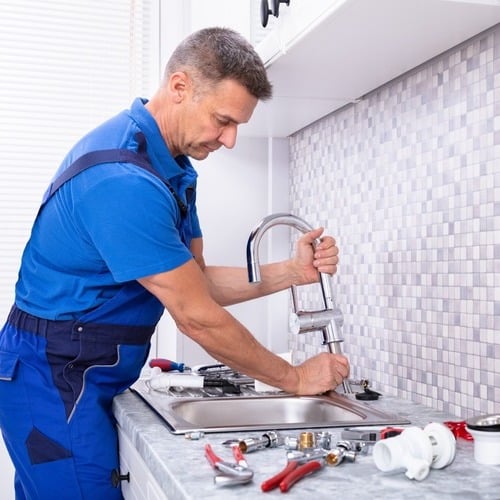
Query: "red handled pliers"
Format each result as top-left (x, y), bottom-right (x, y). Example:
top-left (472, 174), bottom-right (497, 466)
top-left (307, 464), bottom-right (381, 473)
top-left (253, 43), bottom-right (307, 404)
top-left (205, 443), bottom-right (254, 486)
top-left (261, 459), bottom-right (323, 492)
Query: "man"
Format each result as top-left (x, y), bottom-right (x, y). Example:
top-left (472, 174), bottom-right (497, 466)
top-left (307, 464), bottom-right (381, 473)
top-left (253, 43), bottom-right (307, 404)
top-left (0, 27), bottom-right (349, 498)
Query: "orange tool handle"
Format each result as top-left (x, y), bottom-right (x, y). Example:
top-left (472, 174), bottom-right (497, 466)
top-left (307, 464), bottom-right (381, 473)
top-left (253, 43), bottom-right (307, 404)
top-left (261, 461), bottom-right (298, 492)
top-left (279, 460), bottom-right (322, 492)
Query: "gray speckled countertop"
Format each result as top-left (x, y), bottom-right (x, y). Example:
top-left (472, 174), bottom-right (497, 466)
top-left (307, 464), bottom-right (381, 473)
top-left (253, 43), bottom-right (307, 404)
top-left (113, 390), bottom-right (500, 500)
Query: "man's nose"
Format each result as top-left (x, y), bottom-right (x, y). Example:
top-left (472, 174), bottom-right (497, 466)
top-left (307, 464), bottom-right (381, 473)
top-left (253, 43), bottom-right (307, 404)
top-left (218, 124), bottom-right (237, 149)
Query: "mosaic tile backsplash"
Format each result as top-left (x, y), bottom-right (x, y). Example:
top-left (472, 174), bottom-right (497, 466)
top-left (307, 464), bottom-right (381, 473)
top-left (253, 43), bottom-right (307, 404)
top-left (288, 24), bottom-right (499, 419)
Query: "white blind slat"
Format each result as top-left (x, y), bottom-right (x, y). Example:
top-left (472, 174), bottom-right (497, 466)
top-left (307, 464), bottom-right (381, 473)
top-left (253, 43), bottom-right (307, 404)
top-left (0, 0), bottom-right (160, 319)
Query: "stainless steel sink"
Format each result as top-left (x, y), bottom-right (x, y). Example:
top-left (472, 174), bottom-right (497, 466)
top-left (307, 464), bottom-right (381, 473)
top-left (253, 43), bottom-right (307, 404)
top-left (131, 381), bottom-right (410, 434)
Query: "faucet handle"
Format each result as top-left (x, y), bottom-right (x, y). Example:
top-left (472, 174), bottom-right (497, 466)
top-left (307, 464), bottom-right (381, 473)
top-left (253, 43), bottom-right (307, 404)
top-left (289, 310), bottom-right (336, 335)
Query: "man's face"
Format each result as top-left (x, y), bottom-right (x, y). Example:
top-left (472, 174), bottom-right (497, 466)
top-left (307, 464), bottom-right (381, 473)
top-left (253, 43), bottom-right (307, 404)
top-left (175, 78), bottom-right (258, 160)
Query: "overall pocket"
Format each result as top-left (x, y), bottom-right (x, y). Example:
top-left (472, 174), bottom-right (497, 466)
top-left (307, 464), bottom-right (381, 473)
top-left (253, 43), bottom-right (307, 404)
top-left (0, 350), bottom-right (19, 381)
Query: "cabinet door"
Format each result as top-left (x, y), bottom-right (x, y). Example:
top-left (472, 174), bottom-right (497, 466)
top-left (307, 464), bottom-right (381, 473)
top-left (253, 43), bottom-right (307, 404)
top-left (0, 438), bottom-right (14, 500)
top-left (256, 0), bottom-right (337, 64)
top-left (117, 425), bottom-right (168, 500)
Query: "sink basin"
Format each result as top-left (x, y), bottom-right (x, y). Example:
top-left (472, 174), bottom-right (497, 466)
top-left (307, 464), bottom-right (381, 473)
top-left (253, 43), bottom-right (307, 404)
top-left (131, 381), bottom-right (410, 434)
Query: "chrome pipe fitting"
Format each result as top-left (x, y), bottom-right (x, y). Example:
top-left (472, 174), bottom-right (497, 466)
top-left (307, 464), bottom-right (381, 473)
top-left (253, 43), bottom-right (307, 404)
top-left (238, 431), bottom-right (283, 453)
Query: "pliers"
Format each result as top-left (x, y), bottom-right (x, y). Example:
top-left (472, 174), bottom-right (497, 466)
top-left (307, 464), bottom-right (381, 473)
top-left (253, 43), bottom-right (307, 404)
top-left (261, 449), bottom-right (330, 493)
top-left (205, 443), bottom-right (254, 486)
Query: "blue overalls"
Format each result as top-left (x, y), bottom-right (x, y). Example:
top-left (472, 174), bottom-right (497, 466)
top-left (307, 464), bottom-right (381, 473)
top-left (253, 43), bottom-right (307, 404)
top-left (0, 135), bottom-right (196, 499)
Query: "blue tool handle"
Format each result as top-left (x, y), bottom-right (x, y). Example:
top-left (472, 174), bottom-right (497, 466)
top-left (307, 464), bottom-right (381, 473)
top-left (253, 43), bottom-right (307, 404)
top-left (149, 358), bottom-right (185, 372)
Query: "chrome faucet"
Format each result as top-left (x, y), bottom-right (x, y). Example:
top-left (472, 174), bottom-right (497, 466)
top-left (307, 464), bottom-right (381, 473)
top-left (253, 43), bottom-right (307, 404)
top-left (246, 213), bottom-right (352, 394)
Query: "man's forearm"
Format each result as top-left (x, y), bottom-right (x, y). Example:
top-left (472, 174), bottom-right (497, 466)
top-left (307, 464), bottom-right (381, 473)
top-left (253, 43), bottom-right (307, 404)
top-left (203, 261), bottom-right (299, 306)
top-left (185, 307), bottom-right (299, 392)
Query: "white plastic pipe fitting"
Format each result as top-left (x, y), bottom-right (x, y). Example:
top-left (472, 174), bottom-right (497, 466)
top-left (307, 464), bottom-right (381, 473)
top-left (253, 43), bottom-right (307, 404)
top-left (466, 414), bottom-right (500, 465)
top-left (466, 428), bottom-right (500, 465)
top-left (373, 423), bottom-right (456, 481)
top-left (149, 372), bottom-right (204, 390)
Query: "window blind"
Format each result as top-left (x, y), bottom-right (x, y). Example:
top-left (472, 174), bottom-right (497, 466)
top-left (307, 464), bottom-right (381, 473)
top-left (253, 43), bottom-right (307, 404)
top-left (0, 0), bottom-right (159, 317)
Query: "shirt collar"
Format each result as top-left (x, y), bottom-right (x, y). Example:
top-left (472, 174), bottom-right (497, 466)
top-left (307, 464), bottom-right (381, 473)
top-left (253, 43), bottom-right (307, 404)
top-left (128, 97), bottom-right (189, 180)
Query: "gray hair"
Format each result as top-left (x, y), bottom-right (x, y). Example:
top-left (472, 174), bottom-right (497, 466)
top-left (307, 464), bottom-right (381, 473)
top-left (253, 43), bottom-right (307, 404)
top-left (165, 27), bottom-right (272, 100)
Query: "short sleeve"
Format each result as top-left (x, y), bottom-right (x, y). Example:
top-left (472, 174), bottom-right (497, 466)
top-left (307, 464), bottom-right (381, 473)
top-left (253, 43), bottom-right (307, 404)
top-left (76, 170), bottom-right (193, 282)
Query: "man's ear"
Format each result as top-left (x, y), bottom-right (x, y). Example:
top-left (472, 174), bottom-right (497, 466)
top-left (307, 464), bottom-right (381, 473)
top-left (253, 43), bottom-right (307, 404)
top-left (168, 71), bottom-right (190, 102)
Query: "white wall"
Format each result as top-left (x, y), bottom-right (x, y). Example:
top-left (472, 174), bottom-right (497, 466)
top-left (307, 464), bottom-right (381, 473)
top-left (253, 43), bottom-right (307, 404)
top-left (154, 136), bottom-right (291, 366)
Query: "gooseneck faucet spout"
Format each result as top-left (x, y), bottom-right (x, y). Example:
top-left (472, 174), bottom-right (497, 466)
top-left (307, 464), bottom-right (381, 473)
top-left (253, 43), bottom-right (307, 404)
top-left (246, 213), bottom-right (352, 394)
top-left (247, 213), bottom-right (314, 282)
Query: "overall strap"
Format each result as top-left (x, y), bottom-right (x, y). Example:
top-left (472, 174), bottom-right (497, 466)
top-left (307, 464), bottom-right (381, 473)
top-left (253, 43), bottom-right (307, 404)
top-left (41, 133), bottom-right (187, 216)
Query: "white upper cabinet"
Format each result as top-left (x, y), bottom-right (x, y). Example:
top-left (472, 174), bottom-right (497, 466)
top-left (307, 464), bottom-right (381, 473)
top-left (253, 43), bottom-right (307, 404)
top-left (239, 0), bottom-right (500, 138)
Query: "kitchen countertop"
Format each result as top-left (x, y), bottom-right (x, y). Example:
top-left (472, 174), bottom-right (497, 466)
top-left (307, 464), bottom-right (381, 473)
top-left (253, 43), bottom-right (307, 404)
top-left (113, 390), bottom-right (500, 500)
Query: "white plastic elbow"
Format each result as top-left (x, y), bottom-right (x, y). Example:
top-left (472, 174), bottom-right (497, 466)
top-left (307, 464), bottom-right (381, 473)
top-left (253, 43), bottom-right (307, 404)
top-left (373, 423), bottom-right (456, 481)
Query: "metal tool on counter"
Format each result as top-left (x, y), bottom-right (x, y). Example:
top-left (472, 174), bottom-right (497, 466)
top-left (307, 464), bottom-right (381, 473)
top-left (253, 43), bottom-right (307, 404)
top-left (341, 426), bottom-right (403, 442)
top-left (282, 431), bottom-right (332, 451)
top-left (148, 371), bottom-right (241, 393)
top-left (205, 443), bottom-right (253, 486)
top-left (194, 363), bottom-right (255, 386)
top-left (214, 424), bottom-right (383, 492)
top-left (149, 359), bottom-right (238, 376)
top-left (328, 440), bottom-right (359, 465)
top-left (147, 359), bottom-right (253, 393)
top-left (338, 427), bottom-right (405, 456)
top-left (235, 431), bottom-right (284, 453)
top-left (223, 431), bottom-right (328, 453)
top-left (184, 431), bottom-right (205, 440)
top-left (222, 427), bottom-right (395, 455)
top-left (150, 359), bottom-right (253, 380)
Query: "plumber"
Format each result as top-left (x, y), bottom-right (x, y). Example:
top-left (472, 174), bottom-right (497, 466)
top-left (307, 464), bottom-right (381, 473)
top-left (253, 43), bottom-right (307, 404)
top-left (0, 27), bottom-right (349, 499)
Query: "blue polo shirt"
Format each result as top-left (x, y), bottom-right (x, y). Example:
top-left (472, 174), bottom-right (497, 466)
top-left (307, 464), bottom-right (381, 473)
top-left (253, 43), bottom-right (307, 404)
top-left (15, 98), bottom-right (202, 320)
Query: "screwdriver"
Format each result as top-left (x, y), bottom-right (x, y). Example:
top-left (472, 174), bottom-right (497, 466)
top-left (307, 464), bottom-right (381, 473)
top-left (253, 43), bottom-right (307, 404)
top-left (149, 358), bottom-right (188, 372)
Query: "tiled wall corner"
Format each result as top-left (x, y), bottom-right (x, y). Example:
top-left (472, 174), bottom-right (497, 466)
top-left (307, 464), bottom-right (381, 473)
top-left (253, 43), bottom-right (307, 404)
top-left (289, 24), bottom-right (500, 418)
